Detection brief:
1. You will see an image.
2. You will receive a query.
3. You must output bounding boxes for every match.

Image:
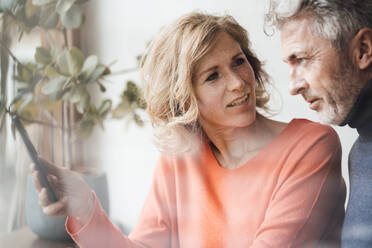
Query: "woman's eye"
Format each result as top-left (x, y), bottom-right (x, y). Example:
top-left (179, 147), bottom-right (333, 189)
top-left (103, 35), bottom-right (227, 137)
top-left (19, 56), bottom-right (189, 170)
top-left (233, 57), bottom-right (245, 67)
top-left (206, 72), bottom-right (219, 82)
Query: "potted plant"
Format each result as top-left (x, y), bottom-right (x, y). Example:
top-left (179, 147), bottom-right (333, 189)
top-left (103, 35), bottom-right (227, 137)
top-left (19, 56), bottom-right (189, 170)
top-left (0, 0), bottom-right (146, 241)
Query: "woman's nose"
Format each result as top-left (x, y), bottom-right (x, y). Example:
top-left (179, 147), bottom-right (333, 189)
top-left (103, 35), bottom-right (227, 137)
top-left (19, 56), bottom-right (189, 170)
top-left (226, 71), bottom-right (245, 91)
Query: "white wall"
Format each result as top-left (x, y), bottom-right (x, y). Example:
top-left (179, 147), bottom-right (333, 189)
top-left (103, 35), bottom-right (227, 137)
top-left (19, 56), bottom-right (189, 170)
top-left (81, 0), bottom-right (357, 232)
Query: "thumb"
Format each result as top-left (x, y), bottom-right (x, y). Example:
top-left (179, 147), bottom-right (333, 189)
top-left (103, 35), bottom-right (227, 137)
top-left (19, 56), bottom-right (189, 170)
top-left (46, 175), bottom-right (64, 199)
top-left (47, 174), bottom-right (60, 188)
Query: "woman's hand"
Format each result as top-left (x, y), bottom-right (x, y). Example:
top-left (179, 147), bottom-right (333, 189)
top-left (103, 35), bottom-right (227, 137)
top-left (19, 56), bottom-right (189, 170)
top-left (30, 157), bottom-right (94, 225)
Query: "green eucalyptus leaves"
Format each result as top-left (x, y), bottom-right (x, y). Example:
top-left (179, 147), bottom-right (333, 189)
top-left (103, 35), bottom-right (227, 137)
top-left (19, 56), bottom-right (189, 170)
top-left (0, 0), bottom-right (146, 139)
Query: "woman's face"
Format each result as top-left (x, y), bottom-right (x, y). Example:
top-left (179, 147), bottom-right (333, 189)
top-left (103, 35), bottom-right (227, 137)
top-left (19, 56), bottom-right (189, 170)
top-left (193, 32), bottom-right (257, 131)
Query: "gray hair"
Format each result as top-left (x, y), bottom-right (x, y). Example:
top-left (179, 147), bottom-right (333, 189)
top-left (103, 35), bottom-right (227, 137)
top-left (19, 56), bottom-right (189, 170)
top-left (265, 0), bottom-right (372, 51)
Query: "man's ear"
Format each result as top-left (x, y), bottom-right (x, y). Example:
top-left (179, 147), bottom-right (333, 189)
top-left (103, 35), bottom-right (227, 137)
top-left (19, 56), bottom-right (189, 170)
top-left (350, 28), bottom-right (372, 70)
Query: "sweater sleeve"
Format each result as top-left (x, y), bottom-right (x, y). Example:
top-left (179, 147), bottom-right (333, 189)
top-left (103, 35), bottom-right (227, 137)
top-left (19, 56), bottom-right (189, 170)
top-left (66, 191), bottom-right (143, 248)
top-left (251, 124), bottom-right (346, 248)
top-left (65, 156), bottom-right (173, 248)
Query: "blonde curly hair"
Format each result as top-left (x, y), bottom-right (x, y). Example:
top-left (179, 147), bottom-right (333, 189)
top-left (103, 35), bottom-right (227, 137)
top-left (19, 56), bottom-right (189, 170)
top-left (141, 12), bottom-right (271, 153)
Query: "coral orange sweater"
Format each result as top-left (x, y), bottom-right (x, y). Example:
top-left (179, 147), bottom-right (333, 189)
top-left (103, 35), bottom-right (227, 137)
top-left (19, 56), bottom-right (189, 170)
top-left (66, 119), bottom-right (346, 247)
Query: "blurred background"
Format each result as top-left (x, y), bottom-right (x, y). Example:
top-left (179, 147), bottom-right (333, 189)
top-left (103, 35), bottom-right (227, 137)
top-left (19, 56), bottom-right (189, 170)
top-left (0, 0), bottom-right (357, 238)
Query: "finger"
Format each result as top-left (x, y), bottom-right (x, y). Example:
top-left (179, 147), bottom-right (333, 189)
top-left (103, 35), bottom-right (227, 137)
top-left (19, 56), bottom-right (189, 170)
top-left (29, 163), bottom-right (36, 173)
top-left (38, 188), bottom-right (51, 207)
top-left (42, 197), bottom-right (68, 216)
top-left (32, 171), bottom-right (43, 193)
top-left (53, 205), bottom-right (70, 216)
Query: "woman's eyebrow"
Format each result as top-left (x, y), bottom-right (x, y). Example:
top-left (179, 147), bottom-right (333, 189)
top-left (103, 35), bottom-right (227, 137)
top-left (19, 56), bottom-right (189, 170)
top-left (196, 51), bottom-right (244, 78)
top-left (198, 66), bottom-right (218, 77)
top-left (232, 52), bottom-right (244, 59)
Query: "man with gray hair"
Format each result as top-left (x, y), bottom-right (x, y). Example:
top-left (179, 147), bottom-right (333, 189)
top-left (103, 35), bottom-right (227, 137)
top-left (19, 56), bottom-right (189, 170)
top-left (265, 0), bottom-right (372, 247)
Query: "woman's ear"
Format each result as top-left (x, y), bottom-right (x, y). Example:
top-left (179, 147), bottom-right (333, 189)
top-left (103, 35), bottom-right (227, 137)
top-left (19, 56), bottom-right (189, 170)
top-left (350, 28), bottom-right (372, 70)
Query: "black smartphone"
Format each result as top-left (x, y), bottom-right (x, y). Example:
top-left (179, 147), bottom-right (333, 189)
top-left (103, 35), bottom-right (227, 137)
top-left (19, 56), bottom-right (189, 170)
top-left (12, 115), bottom-right (58, 202)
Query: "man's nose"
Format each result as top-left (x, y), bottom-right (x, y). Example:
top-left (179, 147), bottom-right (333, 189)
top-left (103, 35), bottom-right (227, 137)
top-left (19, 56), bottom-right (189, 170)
top-left (288, 68), bottom-right (308, 95)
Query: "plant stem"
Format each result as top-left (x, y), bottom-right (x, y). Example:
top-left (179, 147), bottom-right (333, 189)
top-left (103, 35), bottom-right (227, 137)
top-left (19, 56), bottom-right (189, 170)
top-left (0, 15), bottom-right (9, 166)
top-left (14, 114), bottom-right (71, 131)
top-left (62, 28), bottom-right (69, 49)
top-left (67, 103), bottom-right (72, 170)
top-left (61, 101), bottom-right (66, 167)
top-left (108, 67), bottom-right (138, 76)
top-left (43, 29), bottom-right (55, 49)
top-left (0, 39), bottom-right (32, 73)
top-left (0, 16), bottom-right (9, 104)
top-left (50, 112), bottom-right (55, 163)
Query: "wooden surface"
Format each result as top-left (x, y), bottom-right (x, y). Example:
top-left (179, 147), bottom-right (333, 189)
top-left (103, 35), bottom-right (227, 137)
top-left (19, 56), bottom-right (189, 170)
top-left (0, 227), bottom-right (78, 248)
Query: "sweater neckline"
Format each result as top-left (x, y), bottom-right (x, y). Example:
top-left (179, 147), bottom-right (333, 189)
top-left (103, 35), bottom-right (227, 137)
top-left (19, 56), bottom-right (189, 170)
top-left (204, 118), bottom-right (298, 173)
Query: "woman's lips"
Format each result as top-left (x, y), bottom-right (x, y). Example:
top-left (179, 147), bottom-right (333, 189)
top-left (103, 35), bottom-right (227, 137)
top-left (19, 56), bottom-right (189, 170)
top-left (227, 93), bottom-right (249, 107)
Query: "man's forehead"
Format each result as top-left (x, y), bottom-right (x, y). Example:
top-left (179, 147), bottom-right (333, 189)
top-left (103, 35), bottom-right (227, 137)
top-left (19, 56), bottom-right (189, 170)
top-left (281, 18), bottom-right (312, 41)
top-left (280, 18), bottom-right (316, 56)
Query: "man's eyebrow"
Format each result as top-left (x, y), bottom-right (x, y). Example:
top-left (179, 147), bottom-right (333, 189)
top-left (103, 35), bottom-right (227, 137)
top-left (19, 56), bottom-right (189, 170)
top-left (283, 49), bottom-right (312, 63)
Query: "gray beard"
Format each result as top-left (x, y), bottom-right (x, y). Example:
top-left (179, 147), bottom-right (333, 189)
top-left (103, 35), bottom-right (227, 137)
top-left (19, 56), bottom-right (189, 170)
top-left (317, 56), bottom-right (364, 125)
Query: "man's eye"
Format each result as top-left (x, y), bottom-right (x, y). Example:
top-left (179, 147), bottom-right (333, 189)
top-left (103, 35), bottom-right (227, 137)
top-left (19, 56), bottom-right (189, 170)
top-left (206, 72), bottom-right (218, 81)
top-left (296, 57), bottom-right (307, 63)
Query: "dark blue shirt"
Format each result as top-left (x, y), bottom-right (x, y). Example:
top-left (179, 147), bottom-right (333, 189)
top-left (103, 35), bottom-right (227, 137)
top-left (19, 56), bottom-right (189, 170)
top-left (341, 79), bottom-right (372, 247)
